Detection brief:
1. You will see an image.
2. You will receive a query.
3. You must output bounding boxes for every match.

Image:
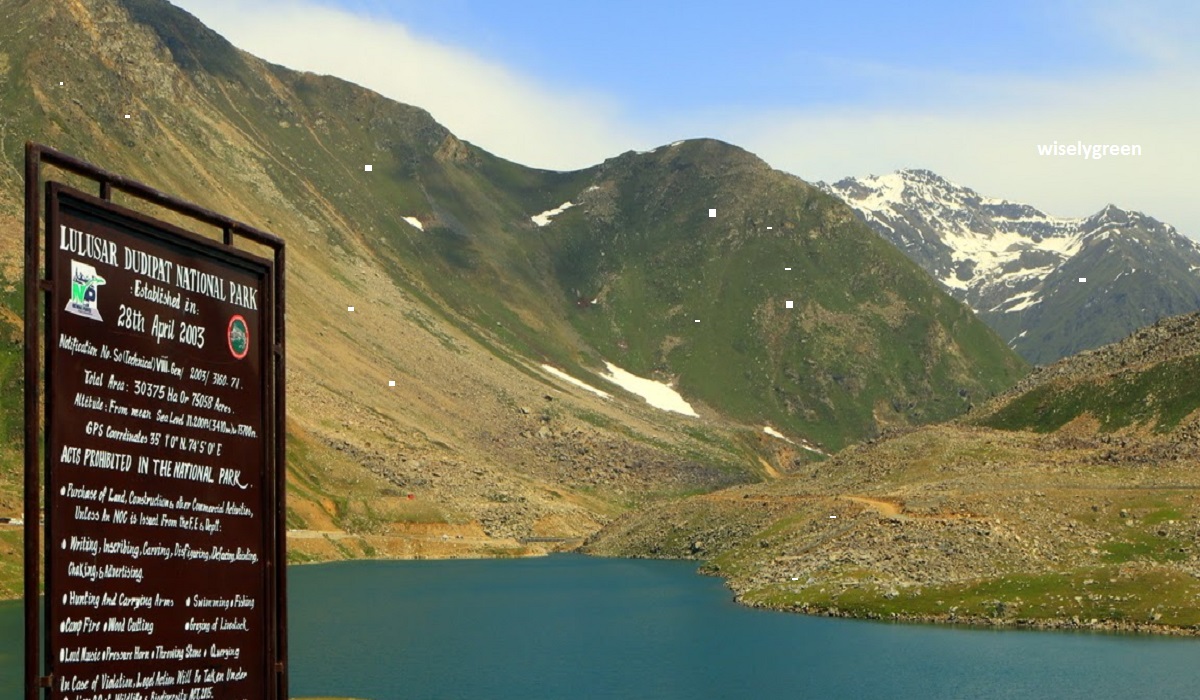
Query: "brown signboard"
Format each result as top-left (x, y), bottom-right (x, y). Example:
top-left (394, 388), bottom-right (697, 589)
top-left (28, 160), bottom-right (285, 700)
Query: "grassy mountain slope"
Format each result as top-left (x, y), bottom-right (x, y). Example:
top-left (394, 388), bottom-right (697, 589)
top-left (973, 312), bottom-right (1200, 435)
top-left (0, 0), bottom-right (1026, 592)
top-left (539, 142), bottom-right (1027, 451)
top-left (0, 0), bottom-right (760, 572)
top-left (587, 312), bottom-right (1200, 633)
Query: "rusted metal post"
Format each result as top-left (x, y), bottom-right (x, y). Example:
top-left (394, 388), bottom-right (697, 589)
top-left (275, 243), bottom-right (288, 700)
top-left (23, 141), bottom-right (43, 700)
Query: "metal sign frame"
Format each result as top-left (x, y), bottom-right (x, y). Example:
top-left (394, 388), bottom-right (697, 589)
top-left (23, 142), bottom-right (288, 699)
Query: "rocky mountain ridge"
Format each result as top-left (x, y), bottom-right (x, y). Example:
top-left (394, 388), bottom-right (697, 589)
top-left (819, 169), bottom-right (1200, 364)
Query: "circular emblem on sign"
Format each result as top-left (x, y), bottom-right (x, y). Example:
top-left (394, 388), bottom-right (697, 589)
top-left (227, 315), bottom-right (249, 359)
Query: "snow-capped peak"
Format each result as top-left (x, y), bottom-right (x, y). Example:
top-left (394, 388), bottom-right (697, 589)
top-left (821, 169), bottom-right (1200, 365)
top-left (820, 170), bottom-right (1086, 303)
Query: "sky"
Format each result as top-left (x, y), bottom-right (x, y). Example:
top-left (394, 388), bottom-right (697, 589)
top-left (171, 0), bottom-right (1200, 238)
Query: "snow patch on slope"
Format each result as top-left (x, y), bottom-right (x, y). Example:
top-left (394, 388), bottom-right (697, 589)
top-left (600, 362), bottom-right (698, 416)
top-left (763, 426), bottom-right (792, 443)
top-left (402, 216), bottom-right (424, 231)
top-left (998, 290), bottom-right (1043, 313)
top-left (942, 227), bottom-right (1081, 282)
top-left (940, 273), bottom-right (970, 291)
top-left (763, 426), bottom-right (830, 456)
top-left (540, 365), bottom-right (611, 400)
top-left (531, 201), bottom-right (575, 227)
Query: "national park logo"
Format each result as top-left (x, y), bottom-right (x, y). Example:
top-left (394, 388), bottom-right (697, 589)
top-left (227, 315), bottom-right (249, 359)
top-left (65, 260), bottom-right (106, 321)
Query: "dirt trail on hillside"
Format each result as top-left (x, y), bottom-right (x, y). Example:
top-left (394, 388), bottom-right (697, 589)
top-left (287, 529), bottom-right (354, 540)
top-left (697, 491), bottom-right (993, 523)
top-left (840, 495), bottom-right (903, 516)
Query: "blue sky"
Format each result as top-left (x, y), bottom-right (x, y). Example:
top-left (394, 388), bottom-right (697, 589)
top-left (332, 0), bottom-right (1132, 114)
top-left (174, 0), bottom-right (1200, 237)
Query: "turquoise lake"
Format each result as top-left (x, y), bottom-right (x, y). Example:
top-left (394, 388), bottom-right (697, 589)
top-left (2, 554), bottom-right (1197, 699)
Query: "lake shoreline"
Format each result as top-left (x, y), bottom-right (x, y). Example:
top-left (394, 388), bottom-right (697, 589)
top-left (0, 531), bottom-right (573, 603)
top-left (608, 553), bottom-right (1200, 638)
top-left (6, 542), bottom-right (1198, 638)
top-left (741, 596), bottom-right (1200, 637)
top-left (5, 555), bottom-right (1200, 699)
top-left (312, 550), bottom-right (1200, 638)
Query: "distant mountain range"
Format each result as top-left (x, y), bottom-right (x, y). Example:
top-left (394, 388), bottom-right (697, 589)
top-left (819, 170), bottom-right (1200, 364)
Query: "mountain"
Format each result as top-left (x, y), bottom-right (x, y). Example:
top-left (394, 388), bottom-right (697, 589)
top-left (0, 0), bottom-right (747, 578)
top-left (586, 310), bottom-right (1200, 633)
top-left (819, 169), bottom-right (1200, 365)
top-left (534, 143), bottom-right (1026, 450)
top-left (0, 0), bottom-right (1025, 592)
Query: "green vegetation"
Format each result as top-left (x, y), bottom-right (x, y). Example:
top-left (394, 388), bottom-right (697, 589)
top-left (1099, 533), bottom-right (1189, 565)
top-left (0, 333), bottom-right (22, 473)
top-left (744, 567), bottom-right (1200, 628)
top-left (544, 142), bottom-right (1026, 450)
top-left (0, 276), bottom-right (24, 510)
top-left (287, 549), bottom-right (321, 565)
top-left (981, 354), bottom-right (1200, 433)
top-left (285, 507), bottom-right (308, 531)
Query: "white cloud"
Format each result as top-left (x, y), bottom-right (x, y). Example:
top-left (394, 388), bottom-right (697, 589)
top-left (170, 0), bottom-right (652, 170)
top-left (715, 64), bottom-right (1200, 237)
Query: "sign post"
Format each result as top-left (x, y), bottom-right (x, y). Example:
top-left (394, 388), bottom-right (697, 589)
top-left (24, 144), bottom-right (287, 700)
